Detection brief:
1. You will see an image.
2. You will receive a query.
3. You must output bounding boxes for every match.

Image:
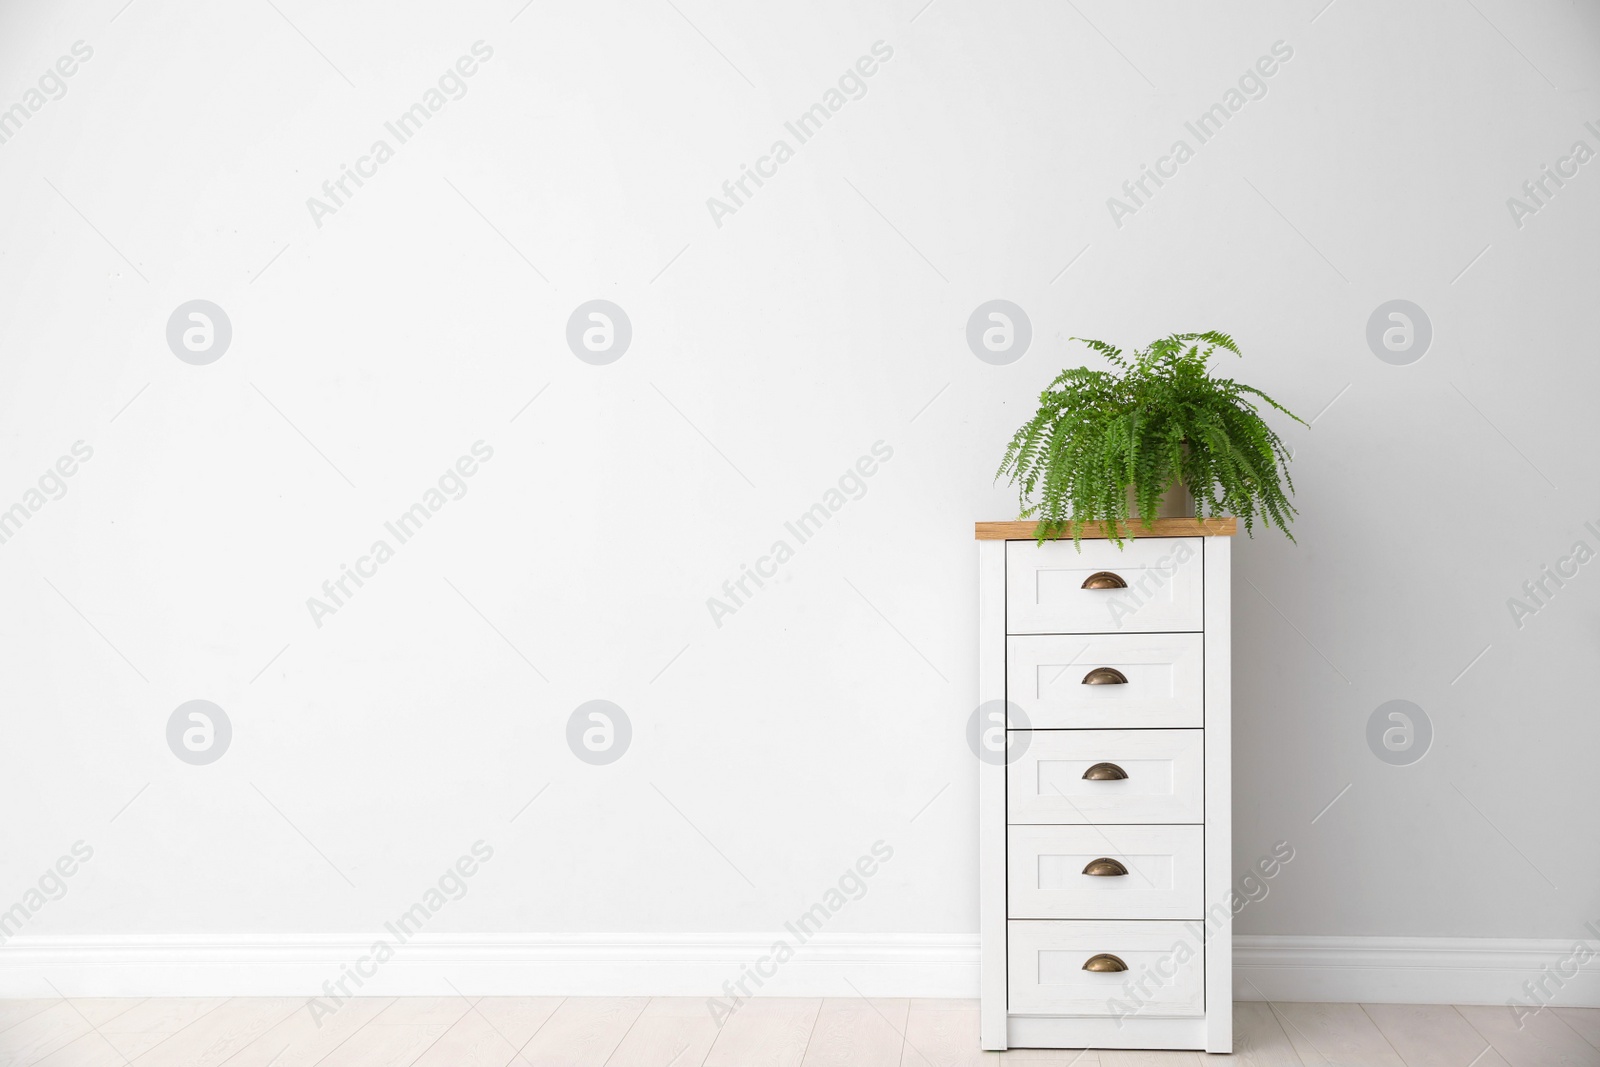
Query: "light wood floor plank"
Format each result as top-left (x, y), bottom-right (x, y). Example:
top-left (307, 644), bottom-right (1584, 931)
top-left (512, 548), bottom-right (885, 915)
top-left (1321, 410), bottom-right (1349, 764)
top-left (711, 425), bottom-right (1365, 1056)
top-left (1, 1005), bottom-right (93, 1067)
top-left (68, 1002), bottom-right (145, 1029)
top-left (515, 997), bottom-right (646, 1067)
top-left (1228, 1002), bottom-right (1303, 1066)
top-left (474, 997), bottom-right (565, 1043)
top-left (314, 999), bottom-right (472, 1067)
top-left (0, 1003), bottom-right (57, 1037)
top-left (1553, 1008), bottom-right (1600, 1051)
top-left (801, 998), bottom-right (908, 1067)
top-left (1269, 1002), bottom-right (1407, 1066)
top-left (367, 997), bottom-right (475, 1027)
top-left (34, 998), bottom-right (228, 1066)
top-left (0, 1003), bottom-right (91, 1067)
top-left (92, 998), bottom-right (229, 1060)
top-left (125, 997), bottom-right (298, 1066)
top-left (916, 1000), bottom-right (983, 1012)
top-left (703, 998), bottom-right (820, 1067)
top-left (25, 1032), bottom-right (123, 1067)
top-left (997, 1049), bottom-right (1099, 1066)
top-left (34, 1004), bottom-right (280, 1067)
top-left (1098, 1050), bottom-right (1201, 1066)
top-left (899, 1004), bottom-right (997, 1067)
top-left (26, 997), bottom-right (1600, 1066)
top-left (605, 997), bottom-right (721, 1067)
top-left (309, 1023), bottom-right (461, 1067)
top-left (1458, 1004), bottom-right (1600, 1067)
top-left (10, 1004), bottom-right (150, 1067)
top-left (209, 997), bottom-right (390, 1067)
top-left (411, 997), bottom-right (563, 1067)
top-left (1362, 1004), bottom-right (1511, 1067)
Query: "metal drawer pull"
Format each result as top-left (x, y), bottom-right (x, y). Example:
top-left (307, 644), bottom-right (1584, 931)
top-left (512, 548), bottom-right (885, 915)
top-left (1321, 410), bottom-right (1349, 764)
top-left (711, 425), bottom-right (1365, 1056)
top-left (1082, 858), bottom-right (1129, 877)
top-left (1083, 953), bottom-right (1128, 972)
top-left (1082, 762), bottom-right (1128, 780)
top-left (1081, 667), bottom-right (1128, 685)
top-left (1081, 571), bottom-right (1127, 589)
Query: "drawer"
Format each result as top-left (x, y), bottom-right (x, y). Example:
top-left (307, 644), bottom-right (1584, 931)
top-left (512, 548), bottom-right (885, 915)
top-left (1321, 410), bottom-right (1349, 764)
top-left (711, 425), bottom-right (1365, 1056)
top-left (1007, 633), bottom-right (1203, 729)
top-left (1007, 729), bottom-right (1202, 824)
top-left (1006, 538), bottom-right (1202, 634)
top-left (1008, 825), bottom-right (1203, 919)
top-left (1008, 920), bottom-right (1204, 1017)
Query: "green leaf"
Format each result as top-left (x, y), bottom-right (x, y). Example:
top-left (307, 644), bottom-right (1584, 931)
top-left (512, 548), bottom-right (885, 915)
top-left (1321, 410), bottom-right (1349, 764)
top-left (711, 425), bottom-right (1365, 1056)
top-left (995, 333), bottom-right (1302, 548)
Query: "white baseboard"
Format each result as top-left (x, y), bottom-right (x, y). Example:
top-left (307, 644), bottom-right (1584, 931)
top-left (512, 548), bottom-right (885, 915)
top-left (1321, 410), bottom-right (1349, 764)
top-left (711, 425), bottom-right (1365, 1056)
top-left (0, 933), bottom-right (979, 999)
top-left (4, 933), bottom-right (1597, 1008)
top-left (1237, 935), bottom-right (1600, 1008)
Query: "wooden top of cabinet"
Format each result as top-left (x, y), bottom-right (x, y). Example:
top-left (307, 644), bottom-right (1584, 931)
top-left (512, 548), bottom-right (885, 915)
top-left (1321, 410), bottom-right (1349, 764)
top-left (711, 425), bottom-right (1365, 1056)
top-left (974, 517), bottom-right (1238, 540)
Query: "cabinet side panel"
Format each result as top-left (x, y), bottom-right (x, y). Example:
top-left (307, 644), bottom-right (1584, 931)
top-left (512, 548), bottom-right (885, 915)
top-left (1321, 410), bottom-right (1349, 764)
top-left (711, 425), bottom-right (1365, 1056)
top-left (977, 539), bottom-right (1007, 1049)
top-left (1203, 535), bottom-right (1233, 1053)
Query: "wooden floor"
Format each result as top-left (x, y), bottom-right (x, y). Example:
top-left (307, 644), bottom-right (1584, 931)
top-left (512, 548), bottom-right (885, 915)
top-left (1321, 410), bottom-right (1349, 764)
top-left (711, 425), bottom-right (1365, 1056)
top-left (1, 997), bottom-right (1597, 1066)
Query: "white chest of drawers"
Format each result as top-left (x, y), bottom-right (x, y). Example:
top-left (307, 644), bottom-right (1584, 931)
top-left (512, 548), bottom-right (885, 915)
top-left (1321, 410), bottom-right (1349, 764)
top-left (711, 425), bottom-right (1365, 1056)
top-left (975, 518), bottom-right (1234, 1053)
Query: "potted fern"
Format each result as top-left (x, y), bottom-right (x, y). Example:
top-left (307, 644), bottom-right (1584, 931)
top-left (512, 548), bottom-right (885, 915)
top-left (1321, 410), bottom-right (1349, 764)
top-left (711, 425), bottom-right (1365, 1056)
top-left (996, 331), bottom-right (1302, 546)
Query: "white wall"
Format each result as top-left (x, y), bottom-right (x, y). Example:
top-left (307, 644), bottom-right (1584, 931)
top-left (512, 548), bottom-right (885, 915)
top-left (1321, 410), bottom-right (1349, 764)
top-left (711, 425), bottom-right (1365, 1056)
top-left (2, 0), bottom-right (1598, 1004)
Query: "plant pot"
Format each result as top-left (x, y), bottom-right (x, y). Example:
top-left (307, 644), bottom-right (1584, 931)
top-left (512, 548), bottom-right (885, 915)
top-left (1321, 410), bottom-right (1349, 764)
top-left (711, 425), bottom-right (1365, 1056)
top-left (1126, 478), bottom-right (1193, 519)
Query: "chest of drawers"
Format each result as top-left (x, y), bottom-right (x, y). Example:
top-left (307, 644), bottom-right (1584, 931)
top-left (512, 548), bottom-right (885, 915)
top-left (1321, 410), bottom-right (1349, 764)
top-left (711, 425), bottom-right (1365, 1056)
top-left (975, 518), bottom-right (1234, 1053)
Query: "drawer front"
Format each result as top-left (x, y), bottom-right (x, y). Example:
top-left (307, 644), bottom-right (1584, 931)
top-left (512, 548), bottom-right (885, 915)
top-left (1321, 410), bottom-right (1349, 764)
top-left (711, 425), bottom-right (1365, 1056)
top-left (1005, 538), bottom-right (1202, 634)
top-left (1007, 729), bottom-right (1203, 824)
top-left (1007, 633), bottom-right (1203, 729)
top-left (1007, 825), bottom-right (1204, 919)
top-left (1008, 920), bottom-right (1204, 1016)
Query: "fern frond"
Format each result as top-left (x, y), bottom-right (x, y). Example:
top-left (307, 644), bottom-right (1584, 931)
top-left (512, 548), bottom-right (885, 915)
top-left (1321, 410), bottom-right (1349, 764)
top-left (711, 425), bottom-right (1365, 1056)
top-left (995, 332), bottom-right (1303, 548)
